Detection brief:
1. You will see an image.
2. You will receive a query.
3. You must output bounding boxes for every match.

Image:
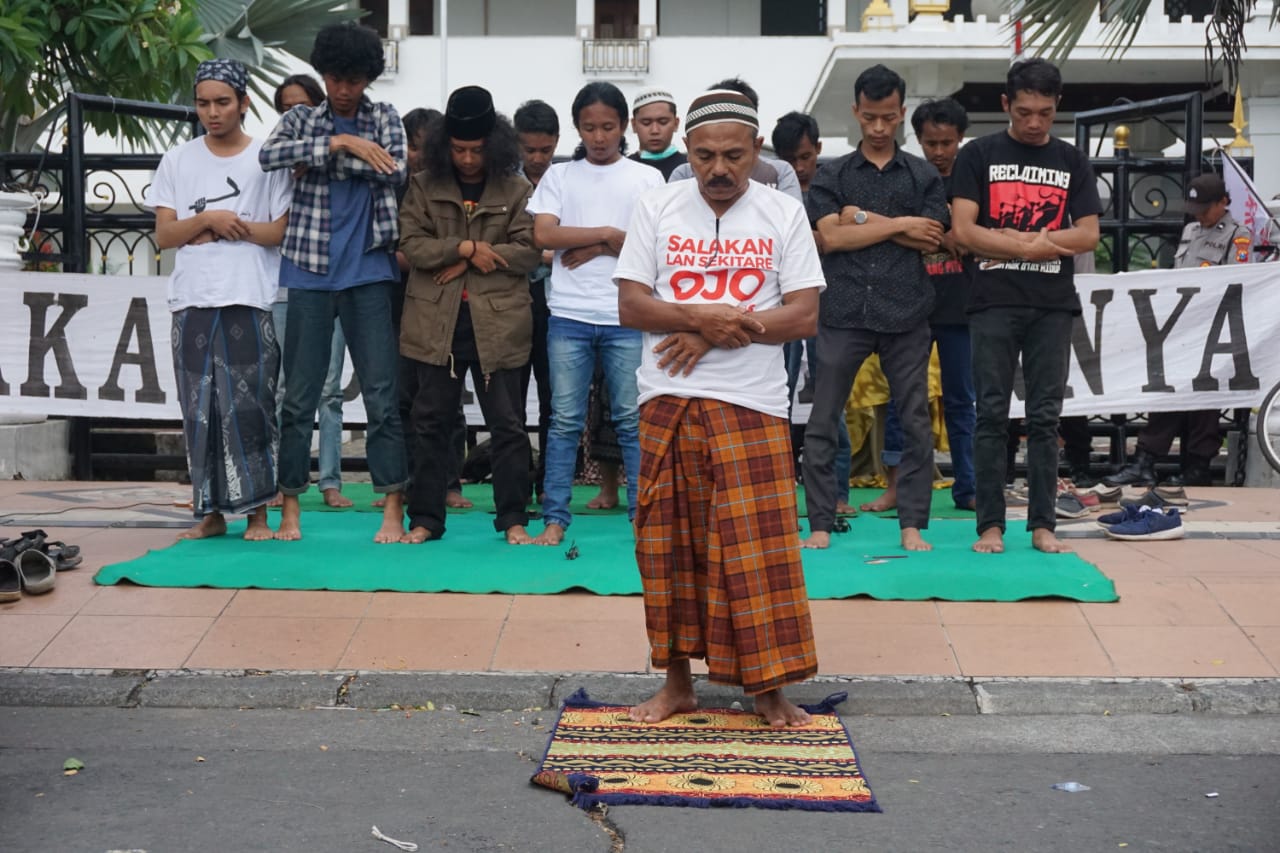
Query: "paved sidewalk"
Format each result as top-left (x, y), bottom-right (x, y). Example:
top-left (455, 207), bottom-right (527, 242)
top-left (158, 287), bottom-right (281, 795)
top-left (2, 481), bottom-right (1278, 703)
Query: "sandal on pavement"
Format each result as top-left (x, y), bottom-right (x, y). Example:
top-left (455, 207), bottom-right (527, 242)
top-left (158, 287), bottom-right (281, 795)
top-left (44, 541), bottom-right (82, 571)
top-left (16, 548), bottom-right (55, 595)
top-left (0, 559), bottom-right (20, 602)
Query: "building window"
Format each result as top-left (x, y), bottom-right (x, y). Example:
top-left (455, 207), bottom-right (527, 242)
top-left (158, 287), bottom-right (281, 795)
top-left (762, 0), bottom-right (824, 35)
top-left (597, 0), bottom-right (638, 38)
top-left (360, 0), bottom-right (388, 37)
top-left (409, 0), bottom-right (434, 35)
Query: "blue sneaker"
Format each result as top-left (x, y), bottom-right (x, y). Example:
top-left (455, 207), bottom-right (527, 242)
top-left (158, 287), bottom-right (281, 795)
top-left (1097, 504), bottom-right (1147, 527)
top-left (1105, 508), bottom-right (1185, 541)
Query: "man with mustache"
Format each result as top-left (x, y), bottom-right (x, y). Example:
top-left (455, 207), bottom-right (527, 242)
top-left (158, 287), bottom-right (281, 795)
top-left (616, 89), bottom-right (825, 727)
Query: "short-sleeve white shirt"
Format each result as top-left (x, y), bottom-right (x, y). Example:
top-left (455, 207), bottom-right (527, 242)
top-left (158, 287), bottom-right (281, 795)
top-left (526, 156), bottom-right (663, 325)
top-left (613, 179), bottom-right (826, 419)
top-left (149, 136), bottom-right (292, 312)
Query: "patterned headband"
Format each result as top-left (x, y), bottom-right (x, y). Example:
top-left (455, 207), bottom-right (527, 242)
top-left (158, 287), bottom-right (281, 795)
top-left (195, 59), bottom-right (249, 97)
top-left (685, 89), bottom-right (758, 133)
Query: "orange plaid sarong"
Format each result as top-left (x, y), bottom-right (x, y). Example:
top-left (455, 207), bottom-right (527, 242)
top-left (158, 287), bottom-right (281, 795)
top-left (635, 395), bottom-right (818, 696)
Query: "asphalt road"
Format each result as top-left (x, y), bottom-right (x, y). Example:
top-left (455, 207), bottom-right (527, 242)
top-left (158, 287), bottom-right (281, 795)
top-left (2, 707), bottom-right (1278, 852)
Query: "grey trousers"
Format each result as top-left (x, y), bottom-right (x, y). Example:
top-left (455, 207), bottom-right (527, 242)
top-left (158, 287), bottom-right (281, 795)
top-left (802, 321), bottom-right (934, 533)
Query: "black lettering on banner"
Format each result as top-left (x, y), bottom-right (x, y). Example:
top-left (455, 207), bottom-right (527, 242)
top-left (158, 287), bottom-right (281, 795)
top-left (1129, 287), bottom-right (1198, 393)
top-left (1192, 283), bottom-right (1260, 392)
top-left (1066, 289), bottom-right (1113, 398)
top-left (21, 292), bottom-right (88, 399)
top-left (98, 297), bottom-right (166, 404)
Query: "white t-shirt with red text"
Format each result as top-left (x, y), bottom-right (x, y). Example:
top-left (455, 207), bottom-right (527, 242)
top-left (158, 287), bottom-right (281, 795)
top-left (613, 179), bottom-right (825, 419)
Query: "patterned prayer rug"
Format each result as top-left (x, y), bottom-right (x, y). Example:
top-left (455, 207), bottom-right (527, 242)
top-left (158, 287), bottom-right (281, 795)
top-left (531, 689), bottom-right (880, 812)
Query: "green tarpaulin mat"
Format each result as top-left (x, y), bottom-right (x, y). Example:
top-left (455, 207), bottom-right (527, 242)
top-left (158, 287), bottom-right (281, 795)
top-left (96, 506), bottom-right (1117, 602)
top-left (282, 483), bottom-right (975, 519)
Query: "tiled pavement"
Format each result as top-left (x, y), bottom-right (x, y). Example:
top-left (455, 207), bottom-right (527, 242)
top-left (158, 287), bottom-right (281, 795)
top-left (2, 481), bottom-right (1278, 680)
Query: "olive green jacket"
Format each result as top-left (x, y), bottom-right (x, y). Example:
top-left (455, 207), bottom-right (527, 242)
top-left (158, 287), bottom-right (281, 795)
top-left (398, 170), bottom-right (540, 373)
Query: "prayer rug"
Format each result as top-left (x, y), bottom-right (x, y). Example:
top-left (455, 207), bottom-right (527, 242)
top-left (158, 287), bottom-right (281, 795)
top-left (530, 690), bottom-right (880, 812)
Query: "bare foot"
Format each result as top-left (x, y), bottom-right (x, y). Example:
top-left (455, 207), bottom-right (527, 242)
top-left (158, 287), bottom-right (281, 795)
top-left (532, 522), bottom-right (566, 546)
top-left (322, 487), bottom-right (353, 508)
top-left (371, 496), bottom-right (387, 508)
top-left (375, 491), bottom-right (406, 543)
top-left (586, 489), bottom-right (619, 510)
top-left (179, 513), bottom-right (227, 540)
top-left (266, 491), bottom-right (284, 508)
top-left (400, 525), bottom-right (434, 544)
top-left (1032, 528), bottom-right (1073, 554)
top-left (506, 524), bottom-right (534, 545)
top-left (800, 530), bottom-right (831, 550)
top-left (445, 490), bottom-right (474, 509)
top-left (274, 496), bottom-right (302, 541)
top-left (629, 660), bottom-right (697, 723)
top-left (754, 689), bottom-right (813, 728)
top-left (901, 527), bottom-right (932, 552)
top-left (972, 526), bottom-right (1004, 554)
top-left (860, 487), bottom-right (897, 513)
top-left (835, 501), bottom-right (858, 516)
top-left (243, 507), bottom-right (273, 541)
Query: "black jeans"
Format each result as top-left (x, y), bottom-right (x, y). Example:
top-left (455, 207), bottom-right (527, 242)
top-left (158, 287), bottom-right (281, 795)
top-left (1138, 410), bottom-right (1220, 463)
top-left (519, 277), bottom-right (553, 496)
top-left (970, 306), bottom-right (1072, 535)
top-left (406, 359), bottom-right (530, 539)
top-left (802, 322), bottom-right (934, 533)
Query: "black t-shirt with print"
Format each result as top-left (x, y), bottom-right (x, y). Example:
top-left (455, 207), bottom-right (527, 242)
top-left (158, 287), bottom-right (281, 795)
top-left (950, 131), bottom-right (1102, 315)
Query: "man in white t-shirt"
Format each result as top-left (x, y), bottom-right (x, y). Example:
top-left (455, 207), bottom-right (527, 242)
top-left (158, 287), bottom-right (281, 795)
top-left (149, 59), bottom-right (292, 541)
top-left (526, 82), bottom-right (664, 545)
top-left (615, 90), bottom-right (825, 728)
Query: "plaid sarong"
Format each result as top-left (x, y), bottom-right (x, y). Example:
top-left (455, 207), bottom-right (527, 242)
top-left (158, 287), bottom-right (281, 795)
top-left (635, 395), bottom-right (818, 695)
top-left (172, 306), bottom-right (280, 517)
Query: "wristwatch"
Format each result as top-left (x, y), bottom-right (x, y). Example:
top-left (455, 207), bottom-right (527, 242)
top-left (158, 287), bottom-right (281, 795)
top-left (853, 210), bottom-right (868, 225)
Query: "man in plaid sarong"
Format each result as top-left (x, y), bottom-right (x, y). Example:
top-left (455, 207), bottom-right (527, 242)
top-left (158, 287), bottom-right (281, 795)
top-left (615, 90), bottom-right (826, 727)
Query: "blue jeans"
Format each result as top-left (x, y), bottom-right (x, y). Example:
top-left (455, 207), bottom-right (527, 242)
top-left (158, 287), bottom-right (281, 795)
top-left (271, 300), bottom-right (347, 491)
top-left (882, 325), bottom-right (975, 507)
top-left (278, 282), bottom-right (407, 495)
top-left (542, 316), bottom-right (641, 529)
top-left (317, 322), bottom-right (346, 492)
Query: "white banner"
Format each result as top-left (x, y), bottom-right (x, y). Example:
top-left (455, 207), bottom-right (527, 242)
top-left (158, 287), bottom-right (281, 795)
top-left (1220, 150), bottom-right (1279, 258)
top-left (0, 272), bottom-right (523, 425)
top-left (1, 266), bottom-right (1277, 422)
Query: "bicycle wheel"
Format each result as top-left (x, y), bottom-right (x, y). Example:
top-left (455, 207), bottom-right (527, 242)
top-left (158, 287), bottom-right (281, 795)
top-left (1257, 380), bottom-right (1280, 475)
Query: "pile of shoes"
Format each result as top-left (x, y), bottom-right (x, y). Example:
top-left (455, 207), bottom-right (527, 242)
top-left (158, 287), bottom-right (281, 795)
top-left (0, 530), bottom-right (82, 602)
top-left (1096, 505), bottom-right (1185, 541)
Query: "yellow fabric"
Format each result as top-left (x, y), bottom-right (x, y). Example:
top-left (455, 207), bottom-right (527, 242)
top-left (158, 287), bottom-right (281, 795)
top-left (842, 346), bottom-right (949, 489)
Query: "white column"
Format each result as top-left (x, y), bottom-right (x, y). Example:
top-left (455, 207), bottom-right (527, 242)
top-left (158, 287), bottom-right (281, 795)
top-left (828, 0), bottom-right (848, 34)
top-left (576, 0), bottom-right (594, 38)
top-left (387, 0), bottom-right (408, 30)
top-left (1247, 95), bottom-right (1280, 200)
top-left (638, 0), bottom-right (657, 37)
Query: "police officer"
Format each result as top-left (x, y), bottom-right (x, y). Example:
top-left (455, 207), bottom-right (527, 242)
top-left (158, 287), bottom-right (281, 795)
top-left (1105, 173), bottom-right (1251, 489)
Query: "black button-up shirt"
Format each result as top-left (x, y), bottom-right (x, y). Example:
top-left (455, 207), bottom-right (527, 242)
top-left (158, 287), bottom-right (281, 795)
top-left (807, 146), bottom-right (948, 333)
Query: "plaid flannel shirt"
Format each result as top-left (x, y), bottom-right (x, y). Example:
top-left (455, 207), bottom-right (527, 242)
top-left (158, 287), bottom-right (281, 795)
top-left (259, 95), bottom-right (407, 275)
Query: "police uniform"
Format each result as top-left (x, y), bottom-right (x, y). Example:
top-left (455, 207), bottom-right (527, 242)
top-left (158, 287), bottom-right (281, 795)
top-left (1174, 211), bottom-right (1252, 270)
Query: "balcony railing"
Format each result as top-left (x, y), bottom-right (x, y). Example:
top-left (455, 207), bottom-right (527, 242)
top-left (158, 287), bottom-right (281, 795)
top-left (582, 38), bottom-right (649, 76)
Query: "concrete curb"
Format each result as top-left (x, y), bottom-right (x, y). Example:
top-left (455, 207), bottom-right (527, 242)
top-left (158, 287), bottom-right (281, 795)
top-left (4, 668), bottom-right (1280, 716)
